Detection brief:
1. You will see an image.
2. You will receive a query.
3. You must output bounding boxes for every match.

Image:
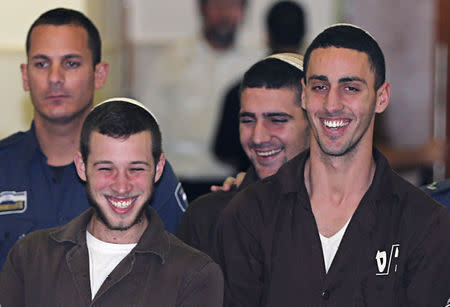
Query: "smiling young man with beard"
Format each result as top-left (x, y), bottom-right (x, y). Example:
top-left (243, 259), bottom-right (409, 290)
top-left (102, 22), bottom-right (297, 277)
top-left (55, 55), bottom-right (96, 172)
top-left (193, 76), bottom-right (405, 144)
top-left (0, 98), bottom-right (223, 306)
top-left (176, 53), bottom-right (309, 257)
top-left (215, 24), bottom-right (450, 306)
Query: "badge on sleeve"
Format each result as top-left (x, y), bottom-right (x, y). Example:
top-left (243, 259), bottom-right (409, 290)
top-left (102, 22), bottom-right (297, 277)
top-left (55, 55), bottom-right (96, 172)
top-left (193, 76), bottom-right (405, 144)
top-left (0, 191), bottom-right (27, 215)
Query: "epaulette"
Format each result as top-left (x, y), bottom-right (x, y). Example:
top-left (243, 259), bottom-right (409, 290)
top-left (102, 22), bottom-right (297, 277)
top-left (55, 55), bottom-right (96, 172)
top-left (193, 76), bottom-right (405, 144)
top-left (0, 131), bottom-right (27, 150)
top-left (421, 179), bottom-right (450, 196)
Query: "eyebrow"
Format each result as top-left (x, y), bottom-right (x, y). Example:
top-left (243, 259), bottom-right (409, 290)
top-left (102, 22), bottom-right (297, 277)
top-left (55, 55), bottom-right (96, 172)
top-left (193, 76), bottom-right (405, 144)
top-left (239, 112), bottom-right (293, 119)
top-left (307, 74), bottom-right (367, 85)
top-left (30, 54), bottom-right (83, 61)
top-left (339, 76), bottom-right (367, 85)
top-left (239, 112), bottom-right (255, 118)
top-left (93, 161), bottom-right (150, 166)
top-left (264, 112), bottom-right (293, 119)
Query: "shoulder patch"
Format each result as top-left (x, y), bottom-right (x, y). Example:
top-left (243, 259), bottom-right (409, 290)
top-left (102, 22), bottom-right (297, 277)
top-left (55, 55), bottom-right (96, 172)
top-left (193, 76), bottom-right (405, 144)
top-left (175, 183), bottom-right (188, 212)
top-left (0, 191), bottom-right (27, 215)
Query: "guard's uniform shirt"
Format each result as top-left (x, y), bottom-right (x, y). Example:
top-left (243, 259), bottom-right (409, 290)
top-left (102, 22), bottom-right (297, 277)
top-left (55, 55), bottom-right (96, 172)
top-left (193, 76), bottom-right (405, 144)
top-left (216, 149), bottom-right (450, 306)
top-left (422, 180), bottom-right (450, 210)
top-left (0, 124), bottom-right (188, 268)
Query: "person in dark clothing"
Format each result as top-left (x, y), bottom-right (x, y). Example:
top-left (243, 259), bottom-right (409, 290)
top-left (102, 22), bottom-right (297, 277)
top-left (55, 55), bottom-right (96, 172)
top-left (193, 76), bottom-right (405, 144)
top-left (214, 1), bottom-right (306, 172)
top-left (0, 98), bottom-right (223, 306)
top-left (215, 24), bottom-right (450, 306)
top-left (177, 53), bottom-right (309, 257)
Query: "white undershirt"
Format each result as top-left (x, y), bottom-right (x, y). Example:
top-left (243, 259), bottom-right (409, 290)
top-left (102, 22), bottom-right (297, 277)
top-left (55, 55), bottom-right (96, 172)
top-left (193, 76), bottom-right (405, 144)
top-left (86, 231), bottom-right (137, 299)
top-left (319, 219), bottom-right (351, 273)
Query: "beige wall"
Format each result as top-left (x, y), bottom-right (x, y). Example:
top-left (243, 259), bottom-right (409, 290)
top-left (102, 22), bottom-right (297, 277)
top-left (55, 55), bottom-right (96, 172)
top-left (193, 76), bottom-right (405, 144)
top-left (0, 0), bottom-right (123, 139)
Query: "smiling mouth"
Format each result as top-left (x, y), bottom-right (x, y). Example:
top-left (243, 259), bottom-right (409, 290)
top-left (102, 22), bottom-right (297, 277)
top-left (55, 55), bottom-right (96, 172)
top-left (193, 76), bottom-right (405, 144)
top-left (322, 119), bottom-right (350, 129)
top-left (255, 148), bottom-right (282, 157)
top-left (105, 196), bottom-right (137, 209)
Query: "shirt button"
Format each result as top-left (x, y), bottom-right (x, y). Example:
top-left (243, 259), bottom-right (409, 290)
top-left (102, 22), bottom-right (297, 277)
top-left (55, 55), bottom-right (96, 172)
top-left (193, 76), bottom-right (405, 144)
top-left (321, 289), bottom-right (330, 300)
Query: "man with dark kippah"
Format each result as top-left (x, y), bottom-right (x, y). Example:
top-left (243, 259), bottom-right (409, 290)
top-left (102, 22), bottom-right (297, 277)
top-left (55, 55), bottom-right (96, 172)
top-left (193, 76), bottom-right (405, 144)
top-left (177, 53), bottom-right (309, 257)
top-left (0, 98), bottom-right (223, 306)
top-left (216, 24), bottom-right (450, 306)
top-left (0, 8), bottom-right (187, 270)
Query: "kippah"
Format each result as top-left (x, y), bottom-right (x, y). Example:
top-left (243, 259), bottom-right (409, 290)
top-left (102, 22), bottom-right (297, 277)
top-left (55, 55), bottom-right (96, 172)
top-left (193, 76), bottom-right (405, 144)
top-left (93, 97), bottom-right (158, 123)
top-left (265, 53), bottom-right (304, 71)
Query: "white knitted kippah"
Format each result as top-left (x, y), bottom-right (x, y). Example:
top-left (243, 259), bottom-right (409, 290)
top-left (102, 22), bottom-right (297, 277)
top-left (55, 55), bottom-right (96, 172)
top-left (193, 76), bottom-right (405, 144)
top-left (264, 53), bottom-right (304, 71)
top-left (93, 97), bottom-right (158, 123)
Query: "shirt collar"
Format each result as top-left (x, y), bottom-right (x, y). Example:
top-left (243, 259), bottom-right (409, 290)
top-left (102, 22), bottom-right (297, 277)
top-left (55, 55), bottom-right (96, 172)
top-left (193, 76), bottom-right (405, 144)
top-left (50, 206), bottom-right (170, 263)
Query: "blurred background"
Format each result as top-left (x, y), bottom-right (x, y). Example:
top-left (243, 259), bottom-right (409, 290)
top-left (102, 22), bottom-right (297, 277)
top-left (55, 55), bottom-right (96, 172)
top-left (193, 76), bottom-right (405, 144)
top-left (0, 0), bottom-right (448, 185)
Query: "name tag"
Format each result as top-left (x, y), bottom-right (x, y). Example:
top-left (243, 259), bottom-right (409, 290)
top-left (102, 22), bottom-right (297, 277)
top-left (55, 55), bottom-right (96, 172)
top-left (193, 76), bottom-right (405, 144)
top-left (0, 191), bottom-right (27, 215)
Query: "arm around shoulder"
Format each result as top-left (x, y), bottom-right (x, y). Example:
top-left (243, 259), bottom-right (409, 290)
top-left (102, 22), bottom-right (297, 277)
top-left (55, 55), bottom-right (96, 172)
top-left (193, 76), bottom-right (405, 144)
top-left (176, 261), bottom-right (224, 307)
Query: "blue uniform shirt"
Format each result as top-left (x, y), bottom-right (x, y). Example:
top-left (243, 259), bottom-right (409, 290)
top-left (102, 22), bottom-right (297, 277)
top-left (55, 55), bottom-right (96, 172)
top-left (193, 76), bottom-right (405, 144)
top-left (421, 180), bottom-right (450, 210)
top-left (0, 124), bottom-right (188, 268)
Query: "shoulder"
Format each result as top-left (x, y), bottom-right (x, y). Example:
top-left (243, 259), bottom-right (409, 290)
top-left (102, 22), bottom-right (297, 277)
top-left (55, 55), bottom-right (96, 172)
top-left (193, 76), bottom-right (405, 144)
top-left (166, 232), bottom-right (221, 272)
top-left (421, 179), bottom-right (450, 210)
top-left (0, 131), bottom-right (29, 153)
top-left (186, 190), bottom-right (236, 218)
top-left (152, 160), bottom-right (188, 212)
top-left (390, 174), bottom-right (450, 235)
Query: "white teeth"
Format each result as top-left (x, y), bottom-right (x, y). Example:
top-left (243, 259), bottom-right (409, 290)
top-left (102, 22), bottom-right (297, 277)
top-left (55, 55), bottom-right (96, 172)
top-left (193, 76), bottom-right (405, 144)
top-left (323, 119), bottom-right (348, 128)
top-left (108, 198), bottom-right (134, 209)
top-left (256, 149), bottom-right (282, 157)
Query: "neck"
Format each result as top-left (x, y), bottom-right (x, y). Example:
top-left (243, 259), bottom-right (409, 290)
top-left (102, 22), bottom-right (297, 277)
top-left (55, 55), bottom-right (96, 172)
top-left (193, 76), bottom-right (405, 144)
top-left (305, 140), bottom-right (376, 206)
top-left (34, 112), bottom-right (87, 166)
top-left (87, 214), bottom-right (148, 244)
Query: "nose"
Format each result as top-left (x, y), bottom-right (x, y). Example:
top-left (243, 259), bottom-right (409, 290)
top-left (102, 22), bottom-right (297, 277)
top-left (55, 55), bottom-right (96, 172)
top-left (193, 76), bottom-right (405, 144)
top-left (252, 120), bottom-right (271, 144)
top-left (324, 88), bottom-right (344, 114)
top-left (111, 170), bottom-right (132, 194)
top-left (48, 64), bottom-right (64, 85)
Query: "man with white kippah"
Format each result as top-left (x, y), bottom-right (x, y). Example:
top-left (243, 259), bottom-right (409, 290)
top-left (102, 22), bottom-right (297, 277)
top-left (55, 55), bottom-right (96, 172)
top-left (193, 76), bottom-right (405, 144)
top-left (215, 24), bottom-right (450, 306)
top-left (0, 8), bottom-right (187, 271)
top-left (177, 53), bottom-right (309, 258)
top-left (0, 98), bottom-right (223, 306)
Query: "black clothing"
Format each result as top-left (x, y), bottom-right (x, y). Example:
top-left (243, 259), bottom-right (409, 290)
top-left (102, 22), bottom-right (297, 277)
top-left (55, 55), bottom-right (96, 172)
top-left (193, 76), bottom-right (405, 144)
top-left (216, 149), bottom-right (450, 306)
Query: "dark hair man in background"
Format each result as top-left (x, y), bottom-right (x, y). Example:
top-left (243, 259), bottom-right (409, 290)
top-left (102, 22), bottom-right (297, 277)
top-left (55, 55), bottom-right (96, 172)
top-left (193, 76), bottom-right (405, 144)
top-left (177, 53), bottom-right (309, 257)
top-left (0, 98), bottom-right (223, 306)
top-left (214, 1), bottom-right (306, 173)
top-left (215, 24), bottom-right (450, 306)
top-left (143, 0), bottom-right (256, 202)
top-left (0, 8), bottom-right (187, 269)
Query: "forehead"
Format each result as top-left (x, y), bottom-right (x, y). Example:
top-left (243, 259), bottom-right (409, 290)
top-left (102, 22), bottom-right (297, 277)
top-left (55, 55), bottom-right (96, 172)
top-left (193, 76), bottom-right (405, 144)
top-left (88, 131), bottom-right (153, 162)
top-left (307, 47), bottom-right (374, 83)
top-left (241, 87), bottom-right (299, 111)
top-left (28, 24), bottom-right (91, 58)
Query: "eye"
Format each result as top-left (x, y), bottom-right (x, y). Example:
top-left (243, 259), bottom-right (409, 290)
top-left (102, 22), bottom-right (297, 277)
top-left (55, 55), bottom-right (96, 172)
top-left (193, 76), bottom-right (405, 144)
top-left (98, 167), bottom-right (112, 172)
top-left (312, 85), bottom-right (327, 91)
top-left (345, 86), bottom-right (360, 92)
top-left (34, 61), bottom-right (48, 69)
top-left (239, 117), bottom-right (255, 124)
top-left (271, 117), bottom-right (288, 124)
top-left (65, 60), bottom-right (81, 69)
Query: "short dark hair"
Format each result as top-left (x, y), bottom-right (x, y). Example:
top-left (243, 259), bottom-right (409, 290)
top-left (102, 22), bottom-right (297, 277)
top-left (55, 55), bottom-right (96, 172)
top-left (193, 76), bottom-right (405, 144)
top-left (240, 57), bottom-right (305, 106)
top-left (80, 100), bottom-right (162, 165)
top-left (266, 1), bottom-right (306, 51)
top-left (26, 8), bottom-right (101, 66)
top-left (303, 24), bottom-right (385, 90)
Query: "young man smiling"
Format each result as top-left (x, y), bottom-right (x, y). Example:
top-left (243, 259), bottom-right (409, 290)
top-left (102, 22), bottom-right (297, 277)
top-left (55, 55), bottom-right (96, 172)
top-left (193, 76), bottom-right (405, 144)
top-left (215, 24), bottom-right (450, 306)
top-left (0, 98), bottom-right (223, 306)
top-left (177, 53), bottom-right (309, 257)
